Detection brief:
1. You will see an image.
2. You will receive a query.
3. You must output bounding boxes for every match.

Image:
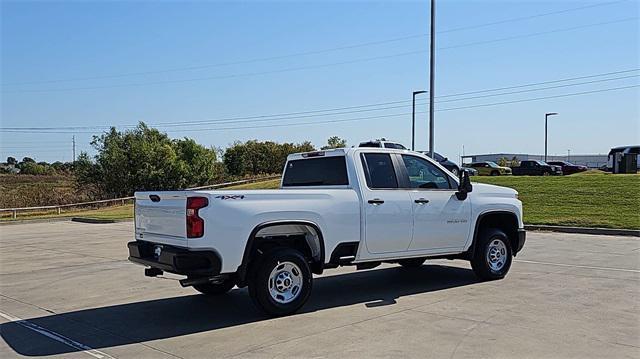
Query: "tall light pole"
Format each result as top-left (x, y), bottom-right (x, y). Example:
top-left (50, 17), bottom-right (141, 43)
top-left (545, 112), bottom-right (558, 162)
top-left (428, 0), bottom-right (436, 158)
top-left (412, 90), bottom-right (427, 151)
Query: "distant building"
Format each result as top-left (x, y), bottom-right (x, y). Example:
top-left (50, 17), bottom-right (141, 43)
top-left (0, 163), bottom-right (20, 174)
top-left (461, 153), bottom-right (608, 169)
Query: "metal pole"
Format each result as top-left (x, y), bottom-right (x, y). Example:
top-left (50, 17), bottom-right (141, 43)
top-left (544, 112), bottom-right (558, 162)
top-left (428, 0), bottom-right (436, 158)
top-left (72, 135), bottom-right (76, 162)
top-left (412, 94), bottom-right (416, 151)
top-left (544, 116), bottom-right (548, 162)
top-left (411, 91), bottom-right (426, 151)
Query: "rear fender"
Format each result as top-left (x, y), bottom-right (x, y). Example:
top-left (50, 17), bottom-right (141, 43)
top-left (236, 220), bottom-right (325, 285)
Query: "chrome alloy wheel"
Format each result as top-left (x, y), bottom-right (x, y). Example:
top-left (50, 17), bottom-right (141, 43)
top-left (268, 261), bottom-right (303, 304)
top-left (486, 239), bottom-right (507, 272)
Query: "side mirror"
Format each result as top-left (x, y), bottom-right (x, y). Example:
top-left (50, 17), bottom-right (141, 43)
top-left (456, 170), bottom-right (473, 200)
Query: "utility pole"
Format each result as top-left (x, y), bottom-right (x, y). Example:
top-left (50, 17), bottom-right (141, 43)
top-left (72, 135), bottom-right (76, 162)
top-left (428, 0), bottom-right (436, 158)
top-left (412, 90), bottom-right (427, 151)
top-left (567, 149), bottom-right (571, 162)
top-left (544, 112), bottom-right (558, 162)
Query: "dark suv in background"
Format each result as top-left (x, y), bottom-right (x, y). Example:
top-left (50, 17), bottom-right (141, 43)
top-left (512, 160), bottom-right (563, 176)
top-left (547, 161), bottom-right (588, 175)
top-left (426, 152), bottom-right (462, 177)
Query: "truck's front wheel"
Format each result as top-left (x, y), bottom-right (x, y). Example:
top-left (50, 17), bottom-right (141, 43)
top-left (248, 248), bottom-right (312, 316)
top-left (471, 229), bottom-right (512, 280)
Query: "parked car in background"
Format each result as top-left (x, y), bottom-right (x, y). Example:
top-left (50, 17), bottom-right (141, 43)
top-left (464, 161), bottom-right (512, 176)
top-left (547, 161), bottom-right (587, 175)
top-left (418, 151), bottom-right (461, 177)
top-left (358, 138), bottom-right (407, 149)
top-left (512, 160), bottom-right (563, 176)
top-left (463, 167), bottom-right (478, 176)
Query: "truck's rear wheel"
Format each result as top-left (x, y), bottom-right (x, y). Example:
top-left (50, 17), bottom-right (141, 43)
top-left (248, 248), bottom-right (312, 316)
top-left (398, 258), bottom-right (426, 268)
top-left (193, 278), bottom-right (236, 295)
top-left (471, 228), bottom-right (512, 280)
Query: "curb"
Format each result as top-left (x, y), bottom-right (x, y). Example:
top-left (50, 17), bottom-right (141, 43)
top-left (0, 217), bottom-right (133, 226)
top-left (525, 224), bottom-right (640, 237)
top-left (71, 217), bottom-right (116, 224)
top-left (0, 217), bottom-right (74, 226)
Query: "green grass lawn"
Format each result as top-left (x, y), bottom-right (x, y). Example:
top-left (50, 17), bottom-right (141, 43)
top-left (472, 172), bottom-right (639, 229)
top-left (4, 173), bottom-right (638, 229)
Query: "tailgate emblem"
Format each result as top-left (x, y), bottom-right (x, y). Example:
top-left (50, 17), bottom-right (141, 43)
top-left (214, 195), bottom-right (245, 200)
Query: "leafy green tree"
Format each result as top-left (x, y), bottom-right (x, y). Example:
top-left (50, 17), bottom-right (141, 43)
top-left (223, 140), bottom-right (314, 176)
top-left (19, 162), bottom-right (51, 175)
top-left (76, 122), bottom-right (223, 197)
top-left (6, 157), bottom-right (17, 165)
top-left (321, 136), bottom-right (347, 150)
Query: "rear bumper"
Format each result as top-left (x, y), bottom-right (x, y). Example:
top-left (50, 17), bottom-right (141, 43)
top-left (515, 229), bottom-right (526, 254)
top-left (128, 241), bottom-right (221, 276)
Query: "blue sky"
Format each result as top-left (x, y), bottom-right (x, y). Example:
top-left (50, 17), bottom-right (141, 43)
top-left (1, 0), bottom-right (638, 163)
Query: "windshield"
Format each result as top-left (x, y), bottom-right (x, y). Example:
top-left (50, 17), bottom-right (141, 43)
top-left (486, 162), bottom-right (500, 168)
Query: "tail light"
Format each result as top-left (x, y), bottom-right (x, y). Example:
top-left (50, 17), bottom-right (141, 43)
top-left (186, 197), bottom-right (208, 238)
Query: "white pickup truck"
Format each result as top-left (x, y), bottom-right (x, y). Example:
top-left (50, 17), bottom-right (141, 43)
top-left (129, 147), bottom-right (525, 316)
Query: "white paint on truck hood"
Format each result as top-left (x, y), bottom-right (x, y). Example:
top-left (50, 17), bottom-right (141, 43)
top-left (470, 182), bottom-right (518, 198)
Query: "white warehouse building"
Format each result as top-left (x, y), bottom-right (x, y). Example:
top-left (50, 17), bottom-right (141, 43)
top-left (461, 153), bottom-right (608, 169)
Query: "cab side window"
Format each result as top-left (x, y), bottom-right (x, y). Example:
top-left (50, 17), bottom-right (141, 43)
top-left (401, 155), bottom-right (452, 189)
top-left (361, 153), bottom-right (398, 189)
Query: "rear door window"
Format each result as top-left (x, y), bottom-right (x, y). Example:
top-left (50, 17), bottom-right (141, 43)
top-left (282, 156), bottom-right (348, 186)
top-left (361, 153), bottom-right (398, 189)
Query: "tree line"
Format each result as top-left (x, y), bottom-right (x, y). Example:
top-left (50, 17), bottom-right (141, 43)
top-left (2, 123), bottom-right (348, 199)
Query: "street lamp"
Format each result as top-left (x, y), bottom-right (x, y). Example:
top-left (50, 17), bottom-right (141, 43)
top-left (412, 90), bottom-right (427, 151)
top-left (545, 112), bottom-right (558, 162)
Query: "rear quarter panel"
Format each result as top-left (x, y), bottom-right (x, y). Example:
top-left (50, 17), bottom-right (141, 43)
top-left (193, 189), bottom-right (361, 273)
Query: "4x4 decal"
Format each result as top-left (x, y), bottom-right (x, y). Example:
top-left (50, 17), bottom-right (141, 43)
top-left (214, 195), bottom-right (245, 200)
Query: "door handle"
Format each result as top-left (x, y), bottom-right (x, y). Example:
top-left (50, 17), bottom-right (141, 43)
top-left (414, 198), bottom-right (430, 204)
top-left (368, 198), bottom-right (385, 205)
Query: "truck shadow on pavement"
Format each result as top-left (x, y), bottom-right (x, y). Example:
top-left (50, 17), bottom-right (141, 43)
top-left (1, 264), bottom-right (478, 356)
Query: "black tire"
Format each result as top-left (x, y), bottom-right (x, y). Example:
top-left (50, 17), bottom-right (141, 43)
top-left (193, 278), bottom-right (236, 295)
top-left (470, 228), bottom-right (512, 281)
top-left (490, 170), bottom-right (499, 176)
top-left (450, 168), bottom-right (459, 177)
top-left (248, 247), bottom-right (312, 317)
top-left (398, 258), bottom-right (426, 268)
top-left (542, 171), bottom-right (550, 176)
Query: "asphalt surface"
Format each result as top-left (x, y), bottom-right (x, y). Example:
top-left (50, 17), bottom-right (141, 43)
top-left (0, 221), bottom-right (638, 358)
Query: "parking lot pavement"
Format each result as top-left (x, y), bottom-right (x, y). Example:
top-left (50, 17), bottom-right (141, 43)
top-left (0, 222), bottom-right (638, 358)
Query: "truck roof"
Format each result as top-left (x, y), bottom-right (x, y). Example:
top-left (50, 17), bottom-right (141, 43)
top-left (286, 147), bottom-right (415, 161)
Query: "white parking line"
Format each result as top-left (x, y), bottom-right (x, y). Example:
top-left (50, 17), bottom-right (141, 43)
top-left (0, 311), bottom-right (115, 359)
top-left (514, 259), bottom-right (640, 273)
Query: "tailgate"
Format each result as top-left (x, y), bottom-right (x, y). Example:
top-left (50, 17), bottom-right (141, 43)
top-left (135, 191), bottom-right (188, 245)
